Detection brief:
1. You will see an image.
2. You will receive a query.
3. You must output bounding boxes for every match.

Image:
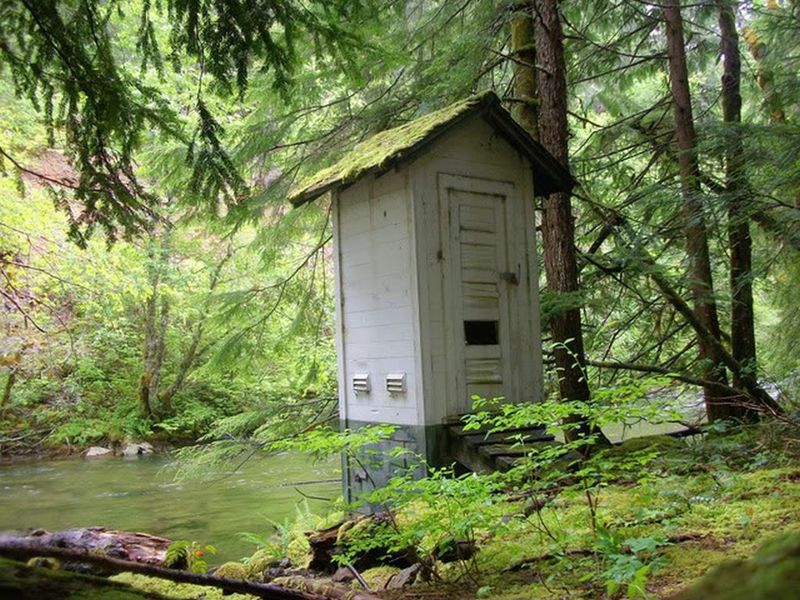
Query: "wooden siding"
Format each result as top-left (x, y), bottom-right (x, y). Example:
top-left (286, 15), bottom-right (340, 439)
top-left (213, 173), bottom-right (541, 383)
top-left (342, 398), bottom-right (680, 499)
top-left (334, 170), bottom-right (422, 426)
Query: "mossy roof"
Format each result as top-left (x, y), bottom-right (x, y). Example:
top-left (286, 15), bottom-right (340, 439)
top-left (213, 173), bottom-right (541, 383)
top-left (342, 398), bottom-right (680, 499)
top-left (288, 91), bottom-right (573, 206)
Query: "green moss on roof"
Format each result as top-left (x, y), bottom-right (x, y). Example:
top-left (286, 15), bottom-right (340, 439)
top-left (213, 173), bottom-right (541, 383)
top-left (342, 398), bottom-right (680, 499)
top-left (289, 91), bottom-right (495, 205)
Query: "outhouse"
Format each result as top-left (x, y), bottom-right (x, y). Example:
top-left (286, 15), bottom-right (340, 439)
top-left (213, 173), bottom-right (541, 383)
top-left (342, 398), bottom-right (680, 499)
top-left (289, 91), bottom-right (573, 497)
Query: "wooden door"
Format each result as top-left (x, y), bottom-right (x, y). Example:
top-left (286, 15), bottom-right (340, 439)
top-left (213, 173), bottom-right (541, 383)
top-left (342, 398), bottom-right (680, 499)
top-left (441, 175), bottom-right (516, 416)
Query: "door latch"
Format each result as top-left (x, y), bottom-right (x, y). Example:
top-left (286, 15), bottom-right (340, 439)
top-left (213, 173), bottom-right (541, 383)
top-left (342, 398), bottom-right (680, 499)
top-left (499, 271), bottom-right (519, 285)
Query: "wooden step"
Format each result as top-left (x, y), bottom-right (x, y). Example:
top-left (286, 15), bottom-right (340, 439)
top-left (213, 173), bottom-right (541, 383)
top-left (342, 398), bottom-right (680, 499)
top-left (447, 423), bottom-right (550, 437)
top-left (476, 442), bottom-right (558, 458)
top-left (444, 412), bottom-right (558, 474)
top-left (459, 429), bottom-right (554, 448)
top-left (442, 411), bottom-right (517, 426)
top-left (478, 444), bottom-right (529, 459)
top-left (495, 455), bottom-right (521, 471)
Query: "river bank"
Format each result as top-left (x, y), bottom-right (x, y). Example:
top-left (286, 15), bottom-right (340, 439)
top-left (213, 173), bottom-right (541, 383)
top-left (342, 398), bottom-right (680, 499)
top-left (0, 424), bottom-right (193, 463)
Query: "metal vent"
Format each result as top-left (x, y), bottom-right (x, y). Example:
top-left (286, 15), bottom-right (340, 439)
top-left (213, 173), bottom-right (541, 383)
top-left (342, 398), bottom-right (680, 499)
top-left (352, 373), bottom-right (370, 394)
top-left (386, 373), bottom-right (406, 394)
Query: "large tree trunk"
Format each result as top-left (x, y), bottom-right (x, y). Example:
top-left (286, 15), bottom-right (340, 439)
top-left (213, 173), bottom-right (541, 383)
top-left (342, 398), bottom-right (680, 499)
top-left (742, 15), bottom-right (786, 126)
top-left (588, 204), bottom-right (781, 414)
top-left (663, 0), bottom-right (732, 421)
top-left (718, 0), bottom-right (758, 420)
top-left (529, 0), bottom-right (609, 445)
top-left (0, 528), bottom-right (172, 568)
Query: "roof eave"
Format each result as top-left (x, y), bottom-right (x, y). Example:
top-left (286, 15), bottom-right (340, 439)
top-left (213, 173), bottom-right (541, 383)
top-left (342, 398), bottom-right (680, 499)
top-left (481, 104), bottom-right (575, 196)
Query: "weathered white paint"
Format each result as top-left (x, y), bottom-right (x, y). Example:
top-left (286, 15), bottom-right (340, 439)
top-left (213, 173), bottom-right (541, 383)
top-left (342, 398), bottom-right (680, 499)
top-left (332, 115), bottom-right (544, 429)
top-left (333, 169), bottom-right (421, 426)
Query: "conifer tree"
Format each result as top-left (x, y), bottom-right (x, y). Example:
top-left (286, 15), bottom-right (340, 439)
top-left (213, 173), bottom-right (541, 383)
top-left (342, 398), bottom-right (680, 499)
top-left (0, 0), bottom-right (370, 243)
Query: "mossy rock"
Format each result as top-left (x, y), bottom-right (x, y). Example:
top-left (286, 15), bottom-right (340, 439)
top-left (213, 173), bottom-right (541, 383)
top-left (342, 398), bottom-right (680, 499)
top-left (359, 566), bottom-right (400, 590)
top-left (271, 575), bottom-right (351, 596)
top-left (337, 516), bottom-right (372, 544)
top-left (673, 531), bottom-right (800, 599)
top-left (613, 434), bottom-right (685, 457)
top-left (244, 549), bottom-right (275, 578)
top-left (211, 562), bottom-right (248, 580)
top-left (286, 537), bottom-right (311, 568)
top-left (0, 556), bottom-right (162, 600)
top-left (26, 557), bottom-right (60, 570)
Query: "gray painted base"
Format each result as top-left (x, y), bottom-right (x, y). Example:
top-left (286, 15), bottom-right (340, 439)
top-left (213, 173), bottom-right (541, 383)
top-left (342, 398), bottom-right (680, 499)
top-left (340, 420), bottom-right (453, 508)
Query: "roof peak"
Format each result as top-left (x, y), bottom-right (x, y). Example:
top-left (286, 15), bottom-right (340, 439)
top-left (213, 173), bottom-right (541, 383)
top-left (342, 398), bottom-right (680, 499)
top-left (288, 91), bottom-right (572, 206)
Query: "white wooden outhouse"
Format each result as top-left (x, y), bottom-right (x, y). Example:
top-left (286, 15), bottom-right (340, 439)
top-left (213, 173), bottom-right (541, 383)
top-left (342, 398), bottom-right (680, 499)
top-left (289, 92), bottom-right (572, 495)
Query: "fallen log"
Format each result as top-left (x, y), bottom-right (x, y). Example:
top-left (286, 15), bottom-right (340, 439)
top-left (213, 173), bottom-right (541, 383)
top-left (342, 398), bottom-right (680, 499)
top-left (0, 527), bottom-right (172, 570)
top-left (306, 513), bottom-right (414, 574)
top-left (0, 538), bottom-right (381, 600)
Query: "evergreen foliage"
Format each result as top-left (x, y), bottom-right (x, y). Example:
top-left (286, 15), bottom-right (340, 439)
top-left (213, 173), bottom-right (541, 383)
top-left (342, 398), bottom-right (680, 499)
top-left (0, 0), bottom-right (374, 242)
top-left (1, 1), bottom-right (800, 597)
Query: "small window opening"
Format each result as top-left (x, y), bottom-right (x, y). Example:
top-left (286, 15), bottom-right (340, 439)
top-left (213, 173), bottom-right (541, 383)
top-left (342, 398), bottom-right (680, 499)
top-left (464, 320), bottom-right (499, 345)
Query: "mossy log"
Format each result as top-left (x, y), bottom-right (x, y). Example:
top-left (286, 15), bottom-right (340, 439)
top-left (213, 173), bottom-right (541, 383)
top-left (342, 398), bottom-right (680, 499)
top-left (0, 555), bottom-right (161, 599)
top-left (306, 513), bottom-right (414, 574)
top-left (0, 538), bottom-right (380, 600)
top-left (0, 527), bottom-right (172, 572)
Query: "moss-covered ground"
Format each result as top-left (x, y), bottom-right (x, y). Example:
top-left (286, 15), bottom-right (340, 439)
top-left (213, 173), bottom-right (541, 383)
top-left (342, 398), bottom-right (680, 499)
top-left (3, 422), bottom-right (799, 599)
top-left (282, 422), bottom-right (800, 599)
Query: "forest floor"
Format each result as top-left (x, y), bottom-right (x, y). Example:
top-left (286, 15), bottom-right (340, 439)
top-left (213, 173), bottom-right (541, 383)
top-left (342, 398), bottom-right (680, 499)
top-left (1, 422), bottom-right (799, 599)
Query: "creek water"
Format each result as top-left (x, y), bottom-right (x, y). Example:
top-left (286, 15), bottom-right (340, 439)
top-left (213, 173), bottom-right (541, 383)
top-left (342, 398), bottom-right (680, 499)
top-left (0, 452), bottom-right (339, 563)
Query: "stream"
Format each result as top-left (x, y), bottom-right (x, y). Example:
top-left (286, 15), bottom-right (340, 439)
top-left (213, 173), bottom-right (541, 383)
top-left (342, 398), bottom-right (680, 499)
top-left (0, 452), bottom-right (339, 563)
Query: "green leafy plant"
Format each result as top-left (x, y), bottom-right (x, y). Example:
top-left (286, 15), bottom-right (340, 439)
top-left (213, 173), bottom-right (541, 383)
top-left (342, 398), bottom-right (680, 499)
top-left (240, 499), bottom-right (333, 566)
top-left (594, 527), bottom-right (668, 599)
top-left (165, 540), bottom-right (217, 574)
top-left (336, 460), bottom-right (506, 584)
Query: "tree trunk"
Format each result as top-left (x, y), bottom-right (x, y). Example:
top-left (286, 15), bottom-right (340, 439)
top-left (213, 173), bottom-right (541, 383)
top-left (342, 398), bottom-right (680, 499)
top-left (589, 205), bottom-right (781, 414)
top-left (719, 0), bottom-right (758, 420)
top-left (743, 4), bottom-right (799, 208)
top-left (139, 221), bottom-right (171, 419)
top-left (0, 528), bottom-right (172, 568)
top-left (530, 0), bottom-right (609, 445)
top-left (158, 244), bottom-right (233, 412)
top-left (742, 21), bottom-right (786, 125)
top-left (663, 0), bottom-right (732, 421)
top-left (510, 7), bottom-right (538, 139)
top-left (306, 514), bottom-right (415, 574)
top-left (1, 366), bottom-right (16, 409)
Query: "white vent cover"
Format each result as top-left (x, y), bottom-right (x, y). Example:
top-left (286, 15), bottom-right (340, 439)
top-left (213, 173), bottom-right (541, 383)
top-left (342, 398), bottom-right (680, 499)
top-left (352, 373), bottom-right (370, 394)
top-left (386, 373), bottom-right (407, 394)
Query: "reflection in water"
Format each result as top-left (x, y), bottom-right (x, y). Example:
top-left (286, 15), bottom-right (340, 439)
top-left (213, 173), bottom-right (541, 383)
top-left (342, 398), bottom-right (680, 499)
top-left (0, 452), bottom-right (339, 562)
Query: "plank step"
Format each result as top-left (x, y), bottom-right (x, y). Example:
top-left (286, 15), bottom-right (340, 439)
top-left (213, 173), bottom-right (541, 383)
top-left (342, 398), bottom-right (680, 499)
top-left (460, 430), bottom-right (554, 448)
top-left (442, 411), bottom-right (512, 426)
top-left (478, 444), bottom-right (529, 458)
top-left (478, 440), bottom-right (559, 459)
top-left (447, 423), bottom-right (549, 437)
top-left (495, 455), bottom-right (521, 470)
